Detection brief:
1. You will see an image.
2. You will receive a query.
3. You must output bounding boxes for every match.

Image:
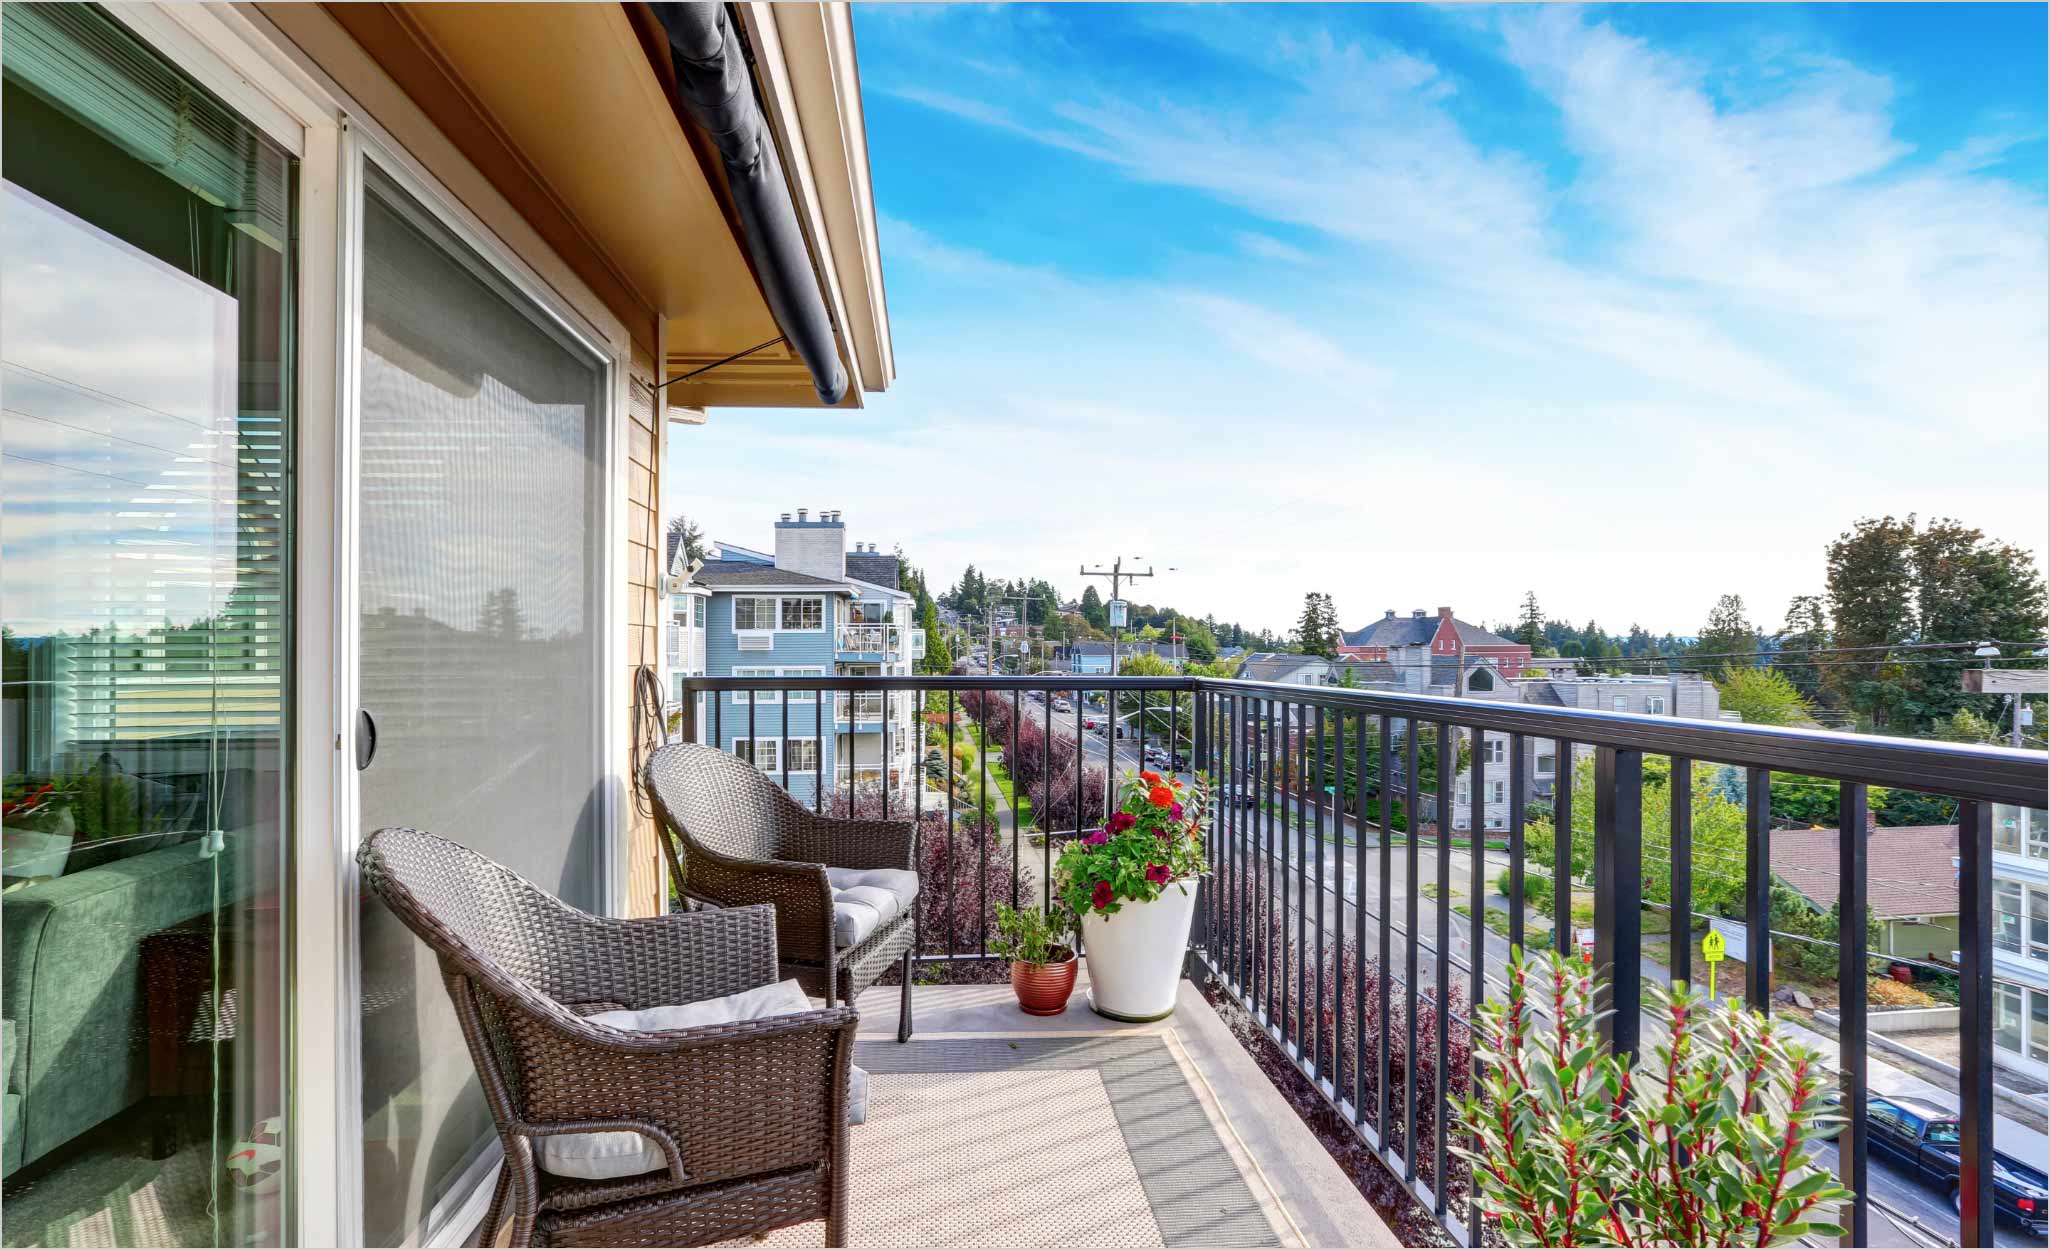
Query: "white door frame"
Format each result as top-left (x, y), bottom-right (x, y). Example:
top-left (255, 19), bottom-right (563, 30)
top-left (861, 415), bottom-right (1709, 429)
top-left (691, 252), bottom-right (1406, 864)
top-left (99, 6), bottom-right (634, 1245)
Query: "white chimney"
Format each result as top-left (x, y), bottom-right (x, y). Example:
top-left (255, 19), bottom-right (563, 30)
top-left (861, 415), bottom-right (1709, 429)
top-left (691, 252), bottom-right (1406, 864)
top-left (776, 508), bottom-right (844, 580)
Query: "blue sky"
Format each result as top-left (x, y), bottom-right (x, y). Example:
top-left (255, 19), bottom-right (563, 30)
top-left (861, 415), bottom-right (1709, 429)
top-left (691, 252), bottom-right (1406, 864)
top-left (666, 3), bottom-right (2047, 638)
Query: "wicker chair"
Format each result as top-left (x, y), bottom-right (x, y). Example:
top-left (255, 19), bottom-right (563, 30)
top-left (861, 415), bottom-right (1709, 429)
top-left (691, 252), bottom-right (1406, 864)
top-left (358, 827), bottom-right (858, 1248)
top-left (644, 742), bottom-right (918, 1040)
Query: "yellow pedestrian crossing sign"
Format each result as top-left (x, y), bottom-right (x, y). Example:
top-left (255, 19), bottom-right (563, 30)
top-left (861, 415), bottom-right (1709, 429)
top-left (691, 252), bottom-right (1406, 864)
top-left (1701, 929), bottom-right (1726, 997)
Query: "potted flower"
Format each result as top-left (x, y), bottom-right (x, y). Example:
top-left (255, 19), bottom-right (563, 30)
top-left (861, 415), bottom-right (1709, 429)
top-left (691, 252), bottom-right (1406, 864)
top-left (991, 902), bottom-right (1078, 1015)
top-left (1055, 770), bottom-right (1208, 1022)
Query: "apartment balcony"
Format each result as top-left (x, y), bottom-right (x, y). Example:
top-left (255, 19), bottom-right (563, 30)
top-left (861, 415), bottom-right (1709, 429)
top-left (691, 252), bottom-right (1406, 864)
top-left (676, 672), bottom-right (2050, 1250)
top-left (836, 624), bottom-right (901, 660)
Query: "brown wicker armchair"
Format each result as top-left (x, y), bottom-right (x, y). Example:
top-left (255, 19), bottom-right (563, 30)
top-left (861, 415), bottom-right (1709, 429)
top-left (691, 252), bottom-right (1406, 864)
top-left (358, 827), bottom-right (858, 1247)
top-left (644, 742), bottom-right (918, 1040)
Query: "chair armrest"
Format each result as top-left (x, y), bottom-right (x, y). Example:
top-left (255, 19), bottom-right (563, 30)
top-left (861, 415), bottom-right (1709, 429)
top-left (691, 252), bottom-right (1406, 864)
top-left (684, 851), bottom-right (836, 966)
top-left (511, 1006), bottom-right (858, 1189)
top-left (811, 817), bottom-right (916, 872)
top-left (551, 903), bottom-right (782, 1009)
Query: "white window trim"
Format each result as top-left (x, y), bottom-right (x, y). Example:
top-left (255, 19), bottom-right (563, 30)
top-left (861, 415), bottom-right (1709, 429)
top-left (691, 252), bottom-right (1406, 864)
top-left (1613, 695), bottom-right (1629, 712)
top-left (733, 736), bottom-right (780, 773)
top-left (1646, 695), bottom-right (1668, 715)
top-left (732, 667), bottom-right (781, 703)
top-left (785, 738), bottom-right (820, 774)
top-left (780, 596), bottom-right (825, 631)
top-left (733, 595), bottom-right (779, 632)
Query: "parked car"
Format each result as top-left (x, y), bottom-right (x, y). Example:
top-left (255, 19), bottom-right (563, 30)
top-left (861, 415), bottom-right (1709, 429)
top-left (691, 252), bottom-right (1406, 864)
top-left (1866, 1096), bottom-right (2049, 1236)
top-left (1215, 784), bottom-right (1257, 809)
top-left (1053, 698), bottom-right (1073, 714)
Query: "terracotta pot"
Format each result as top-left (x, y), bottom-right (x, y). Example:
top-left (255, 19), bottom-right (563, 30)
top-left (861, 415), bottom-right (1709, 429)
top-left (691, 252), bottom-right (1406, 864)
top-left (1010, 951), bottom-right (1079, 1016)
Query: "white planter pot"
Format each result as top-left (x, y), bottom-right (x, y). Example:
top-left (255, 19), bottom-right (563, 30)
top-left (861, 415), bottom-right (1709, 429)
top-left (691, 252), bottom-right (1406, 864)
top-left (1080, 878), bottom-right (1199, 1022)
top-left (2, 819), bottom-right (75, 880)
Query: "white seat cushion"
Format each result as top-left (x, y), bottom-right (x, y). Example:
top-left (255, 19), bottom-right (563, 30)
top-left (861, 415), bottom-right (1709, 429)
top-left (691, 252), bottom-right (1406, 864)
top-left (535, 979), bottom-right (870, 1181)
top-left (825, 866), bottom-right (919, 948)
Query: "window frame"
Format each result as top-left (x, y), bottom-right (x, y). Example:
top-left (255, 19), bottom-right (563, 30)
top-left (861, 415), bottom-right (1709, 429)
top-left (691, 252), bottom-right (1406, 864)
top-left (732, 736), bottom-right (779, 773)
top-left (785, 738), bottom-right (819, 774)
top-left (732, 596), bottom-right (778, 632)
top-left (780, 596), bottom-right (825, 631)
top-left (1645, 694), bottom-right (1667, 715)
top-left (1996, 879), bottom-right (2026, 955)
top-left (731, 667), bottom-right (781, 704)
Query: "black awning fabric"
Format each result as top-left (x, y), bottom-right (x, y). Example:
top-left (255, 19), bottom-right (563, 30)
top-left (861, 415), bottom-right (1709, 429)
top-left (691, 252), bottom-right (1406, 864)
top-left (650, 2), bottom-right (849, 406)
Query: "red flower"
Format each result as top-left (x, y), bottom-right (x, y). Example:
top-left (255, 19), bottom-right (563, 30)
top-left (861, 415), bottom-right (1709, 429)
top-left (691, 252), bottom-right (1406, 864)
top-left (1091, 880), bottom-right (1115, 910)
top-left (1145, 863), bottom-right (1171, 886)
top-left (1148, 785), bottom-right (1175, 808)
top-left (1108, 812), bottom-right (1137, 833)
top-left (1140, 770), bottom-right (1161, 784)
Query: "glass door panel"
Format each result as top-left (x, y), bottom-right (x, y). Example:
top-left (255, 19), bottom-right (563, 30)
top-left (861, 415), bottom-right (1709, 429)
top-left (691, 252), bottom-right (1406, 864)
top-left (353, 162), bottom-right (606, 1246)
top-left (1, 5), bottom-right (293, 1245)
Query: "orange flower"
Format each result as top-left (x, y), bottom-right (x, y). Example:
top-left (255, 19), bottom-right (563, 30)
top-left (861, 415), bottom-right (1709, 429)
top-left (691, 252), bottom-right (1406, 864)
top-left (1140, 770), bottom-right (1161, 784)
top-left (1148, 785), bottom-right (1175, 808)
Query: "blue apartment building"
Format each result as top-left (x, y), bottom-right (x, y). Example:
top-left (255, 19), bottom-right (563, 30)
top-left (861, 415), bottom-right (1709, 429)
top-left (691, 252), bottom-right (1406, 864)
top-left (666, 509), bottom-right (922, 804)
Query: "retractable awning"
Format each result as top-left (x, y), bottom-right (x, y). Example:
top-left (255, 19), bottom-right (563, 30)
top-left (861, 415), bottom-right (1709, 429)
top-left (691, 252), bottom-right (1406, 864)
top-left (649, 2), bottom-right (848, 406)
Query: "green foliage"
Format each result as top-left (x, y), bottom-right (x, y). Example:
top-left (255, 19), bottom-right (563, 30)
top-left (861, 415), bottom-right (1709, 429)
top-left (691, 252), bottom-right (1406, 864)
top-left (918, 599), bottom-right (953, 674)
top-left (991, 902), bottom-right (1075, 966)
top-left (1514, 591), bottom-right (1547, 651)
top-left (1055, 771), bottom-right (1209, 917)
top-left (1693, 593), bottom-right (1758, 677)
top-left (1533, 756), bottom-right (1753, 919)
top-left (1294, 591), bottom-right (1340, 657)
top-left (1454, 949), bottom-right (1849, 1247)
top-left (1080, 584), bottom-right (1106, 631)
top-left (1497, 867), bottom-right (1554, 918)
top-left (1718, 668), bottom-right (1814, 728)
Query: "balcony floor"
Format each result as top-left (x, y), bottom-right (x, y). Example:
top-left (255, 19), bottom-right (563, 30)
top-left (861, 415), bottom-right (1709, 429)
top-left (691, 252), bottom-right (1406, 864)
top-left (738, 974), bottom-right (1395, 1248)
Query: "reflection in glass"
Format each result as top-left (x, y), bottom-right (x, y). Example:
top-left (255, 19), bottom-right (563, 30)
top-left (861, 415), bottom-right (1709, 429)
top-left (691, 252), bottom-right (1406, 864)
top-left (0, 5), bottom-right (293, 1247)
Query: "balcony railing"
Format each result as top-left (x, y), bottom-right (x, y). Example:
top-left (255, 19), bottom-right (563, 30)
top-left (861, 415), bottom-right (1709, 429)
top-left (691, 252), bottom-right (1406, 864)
top-left (836, 624), bottom-right (896, 654)
top-left (672, 672), bottom-right (2048, 1249)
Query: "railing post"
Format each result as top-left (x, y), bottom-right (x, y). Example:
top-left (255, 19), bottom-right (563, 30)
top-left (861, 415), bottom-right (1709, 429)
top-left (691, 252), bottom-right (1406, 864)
top-left (676, 682), bottom-right (697, 744)
top-left (1956, 799), bottom-right (1994, 1248)
top-left (1669, 755), bottom-right (1692, 989)
top-left (1836, 782), bottom-right (1868, 1248)
top-left (1592, 746), bottom-right (1642, 1062)
top-left (1744, 766), bottom-right (1772, 1011)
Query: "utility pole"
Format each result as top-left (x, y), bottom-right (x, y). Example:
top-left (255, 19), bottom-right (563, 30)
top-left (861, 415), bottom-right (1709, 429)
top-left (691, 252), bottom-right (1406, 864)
top-left (1079, 557), bottom-right (1154, 677)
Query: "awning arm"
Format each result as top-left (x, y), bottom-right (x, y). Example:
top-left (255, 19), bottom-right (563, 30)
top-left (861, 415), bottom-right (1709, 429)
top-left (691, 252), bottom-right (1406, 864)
top-left (650, 2), bottom-right (849, 405)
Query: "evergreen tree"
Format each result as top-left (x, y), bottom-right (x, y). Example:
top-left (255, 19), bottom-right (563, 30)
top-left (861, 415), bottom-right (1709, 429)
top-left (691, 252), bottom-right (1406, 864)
top-left (665, 514), bottom-right (706, 568)
top-left (1295, 592), bottom-right (1339, 657)
top-left (1694, 594), bottom-right (1758, 677)
top-left (1772, 596), bottom-right (1832, 703)
top-left (1514, 591), bottom-right (1545, 650)
top-left (1080, 585), bottom-right (1106, 631)
top-left (918, 600), bottom-right (952, 674)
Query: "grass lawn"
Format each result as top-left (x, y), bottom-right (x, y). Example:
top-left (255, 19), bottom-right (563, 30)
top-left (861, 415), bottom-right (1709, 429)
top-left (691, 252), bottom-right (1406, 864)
top-left (962, 722), bottom-right (1035, 828)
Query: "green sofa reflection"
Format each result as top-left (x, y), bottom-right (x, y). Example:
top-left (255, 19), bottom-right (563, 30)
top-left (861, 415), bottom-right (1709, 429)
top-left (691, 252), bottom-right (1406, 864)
top-left (1, 837), bottom-right (241, 1176)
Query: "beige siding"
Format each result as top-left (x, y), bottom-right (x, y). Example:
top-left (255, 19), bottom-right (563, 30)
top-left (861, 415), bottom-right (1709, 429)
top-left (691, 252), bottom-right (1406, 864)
top-left (624, 340), bottom-right (667, 916)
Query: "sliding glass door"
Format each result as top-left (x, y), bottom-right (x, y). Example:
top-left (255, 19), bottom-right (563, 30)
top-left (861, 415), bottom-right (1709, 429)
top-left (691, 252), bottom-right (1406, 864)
top-left (1, 5), bottom-right (293, 1245)
top-left (352, 162), bottom-right (609, 1246)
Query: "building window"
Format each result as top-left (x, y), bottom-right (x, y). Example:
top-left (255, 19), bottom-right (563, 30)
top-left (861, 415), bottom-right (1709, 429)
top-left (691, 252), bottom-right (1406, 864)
top-left (1489, 780), bottom-right (1507, 805)
top-left (786, 739), bottom-right (819, 772)
top-left (785, 667), bottom-right (822, 702)
top-left (2033, 988), bottom-right (2049, 1064)
top-left (1467, 668), bottom-right (1494, 692)
top-left (2032, 886), bottom-right (2049, 962)
top-left (733, 737), bottom-right (779, 773)
top-left (1613, 695), bottom-right (1629, 712)
top-left (849, 600), bottom-right (887, 624)
top-left (1646, 695), bottom-right (1667, 715)
top-left (734, 596), bottom-right (777, 631)
top-left (694, 597), bottom-right (706, 628)
top-left (1996, 880), bottom-right (2025, 955)
top-left (1536, 751), bottom-right (1556, 777)
top-left (732, 667), bottom-right (780, 703)
top-left (781, 597), bottom-right (824, 630)
top-left (1483, 736), bottom-right (1507, 765)
top-left (1996, 983), bottom-right (2024, 1057)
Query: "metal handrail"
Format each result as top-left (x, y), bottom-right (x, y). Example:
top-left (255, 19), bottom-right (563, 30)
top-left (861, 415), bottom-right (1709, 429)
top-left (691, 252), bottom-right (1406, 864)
top-left (673, 670), bottom-right (2047, 1248)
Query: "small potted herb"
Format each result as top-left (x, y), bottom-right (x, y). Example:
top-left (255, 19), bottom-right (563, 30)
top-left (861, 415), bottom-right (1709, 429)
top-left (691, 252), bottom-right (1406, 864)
top-left (992, 902), bottom-right (1078, 1016)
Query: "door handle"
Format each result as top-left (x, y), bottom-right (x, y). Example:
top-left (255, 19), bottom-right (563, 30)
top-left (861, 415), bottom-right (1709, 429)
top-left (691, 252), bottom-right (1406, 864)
top-left (356, 708), bottom-right (378, 771)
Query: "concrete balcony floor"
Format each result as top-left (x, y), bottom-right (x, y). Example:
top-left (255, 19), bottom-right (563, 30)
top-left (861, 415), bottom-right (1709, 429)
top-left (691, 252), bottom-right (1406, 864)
top-left (739, 973), bottom-right (1395, 1248)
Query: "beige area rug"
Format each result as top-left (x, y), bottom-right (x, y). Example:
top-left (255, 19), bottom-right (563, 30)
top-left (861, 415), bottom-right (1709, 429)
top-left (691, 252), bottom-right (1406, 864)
top-left (754, 1070), bottom-right (1164, 1248)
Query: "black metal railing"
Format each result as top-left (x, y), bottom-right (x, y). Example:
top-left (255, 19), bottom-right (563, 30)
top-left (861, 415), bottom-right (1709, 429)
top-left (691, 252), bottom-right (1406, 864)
top-left (676, 672), bottom-right (2047, 1249)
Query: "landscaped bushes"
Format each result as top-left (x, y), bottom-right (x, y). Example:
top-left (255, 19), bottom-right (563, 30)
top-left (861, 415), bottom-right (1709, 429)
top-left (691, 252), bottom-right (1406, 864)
top-left (824, 785), bottom-right (1018, 958)
top-left (1026, 762), bottom-right (1108, 834)
top-left (1209, 893), bottom-right (1472, 1200)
